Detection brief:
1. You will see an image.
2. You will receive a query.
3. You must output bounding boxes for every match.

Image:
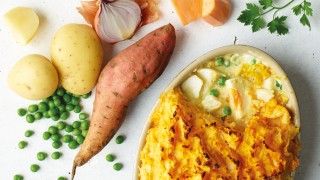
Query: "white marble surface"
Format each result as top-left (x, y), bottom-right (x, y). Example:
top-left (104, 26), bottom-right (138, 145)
top-left (0, 0), bottom-right (320, 179)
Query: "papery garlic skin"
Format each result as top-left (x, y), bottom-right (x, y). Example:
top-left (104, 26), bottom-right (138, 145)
top-left (96, 0), bottom-right (142, 43)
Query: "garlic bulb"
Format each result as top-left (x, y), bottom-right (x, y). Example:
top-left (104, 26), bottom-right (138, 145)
top-left (95, 0), bottom-right (142, 43)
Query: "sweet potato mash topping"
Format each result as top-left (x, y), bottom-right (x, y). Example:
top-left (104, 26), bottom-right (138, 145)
top-left (139, 89), bottom-right (300, 179)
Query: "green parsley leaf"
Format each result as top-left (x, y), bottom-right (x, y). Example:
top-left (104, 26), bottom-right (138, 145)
top-left (292, 4), bottom-right (302, 15)
top-left (252, 17), bottom-right (265, 32)
top-left (300, 14), bottom-right (311, 30)
top-left (267, 16), bottom-right (289, 35)
top-left (238, 3), bottom-right (261, 26)
top-left (259, 0), bottom-right (273, 10)
top-left (304, 1), bottom-right (313, 16)
top-left (276, 81), bottom-right (282, 90)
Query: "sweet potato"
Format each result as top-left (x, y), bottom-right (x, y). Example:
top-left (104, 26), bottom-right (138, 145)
top-left (72, 24), bottom-right (176, 179)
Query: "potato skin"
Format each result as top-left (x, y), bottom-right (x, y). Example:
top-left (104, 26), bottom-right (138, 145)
top-left (51, 24), bottom-right (103, 95)
top-left (8, 54), bottom-right (58, 100)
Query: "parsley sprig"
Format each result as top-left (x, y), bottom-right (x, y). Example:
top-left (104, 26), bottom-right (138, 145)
top-left (238, 0), bottom-right (313, 35)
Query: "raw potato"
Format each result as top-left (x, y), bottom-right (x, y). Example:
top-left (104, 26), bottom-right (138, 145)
top-left (202, 0), bottom-right (232, 26)
top-left (72, 24), bottom-right (176, 179)
top-left (3, 7), bottom-right (39, 45)
top-left (8, 54), bottom-right (59, 100)
top-left (51, 24), bottom-right (104, 95)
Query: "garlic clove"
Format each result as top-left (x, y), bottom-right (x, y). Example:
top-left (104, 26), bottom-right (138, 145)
top-left (95, 0), bottom-right (142, 43)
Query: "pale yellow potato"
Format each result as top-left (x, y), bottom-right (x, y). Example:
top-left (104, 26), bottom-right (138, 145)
top-left (3, 7), bottom-right (39, 45)
top-left (51, 24), bottom-right (104, 95)
top-left (8, 54), bottom-right (59, 100)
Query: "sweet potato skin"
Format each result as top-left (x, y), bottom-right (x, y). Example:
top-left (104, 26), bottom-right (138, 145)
top-left (72, 24), bottom-right (176, 178)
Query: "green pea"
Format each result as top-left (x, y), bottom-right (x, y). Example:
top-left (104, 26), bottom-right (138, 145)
top-left (48, 100), bottom-right (55, 108)
top-left (72, 121), bottom-right (81, 129)
top-left (43, 97), bottom-right (51, 103)
top-left (62, 135), bottom-right (73, 143)
top-left (66, 91), bottom-right (72, 95)
top-left (60, 111), bottom-right (69, 120)
top-left (54, 99), bottom-right (62, 107)
top-left (13, 174), bottom-right (24, 180)
top-left (209, 89), bottom-right (219, 97)
top-left (65, 125), bottom-right (74, 133)
top-left (66, 104), bottom-right (75, 111)
top-left (76, 135), bottom-right (85, 144)
top-left (113, 163), bottom-right (123, 171)
top-left (48, 108), bottom-right (58, 117)
top-left (26, 114), bottom-right (35, 123)
top-left (79, 113), bottom-right (88, 120)
top-left (52, 141), bottom-right (62, 149)
top-left (52, 115), bottom-right (60, 121)
top-left (38, 102), bottom-right (49, 112)
top-left (51, 151), bottom-right (61, 160)
top-left (68, 140), bottom-right (79, 150)
top-left (42, 131), bottom-right (51, 140)
top-left (43, 111), bottom-right (50, 118)
top-left (223, 106), bottom-right (232, 116)
top-left (24, 130), bottom-right (34, 137)
top-left (48, 126), bottom-right (58, 134)
top-left (63, 94), bottom-right (71, 103)
top-left (18, 141), bottom-right (28, 149)
top-left (74, 105), bottom-right (82, 113)
top-left (81, 92), bottom-right (91, 99)
top-left (57, 177), bottom-right (67, 180)
top-left (215, 57), bottom-right (225, 66)
top-left (30, 164), bottom-right (40, 172)
top-left (52, 95), bottom-right (60, 100)
top-left (217, 76), bottom-right (227, 87)
top-left (51, 134), bottom-right (61, 142)
top-left (106, 154), bottom-right (115, 162)
top-left (115, 135), bottom-right (125, 144)
top-left (57, 121), bottom-right (66, 130)
top-left (37, 152), bottom-right (47, 161)
top-left (80, 120), bottom-right (90, 130)
top-left (71, 97), bottom-right (80, 105)
top-left (56, 87), bottom-right (65, 96)
top-left (72, 129), bottom-right (82, 136)
top-left (34, 112), bottom-right (43, 120)
top-left (251, 59), bottom-right (257, 65)
top-left (17, 108), bottom-right (27, 116)
top-left (28, 104), bottom-right (38, 113)
top-left (82, 130), bottom-right (88, 137)
top-left (58, 105), bottom-right (66, 113)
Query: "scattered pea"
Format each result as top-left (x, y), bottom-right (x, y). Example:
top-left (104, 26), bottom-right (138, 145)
top-left (48, 108), bottom-right (59, 117)
top-left (43, 97), bottom-right (51, 103)
top-left (58, 105), bottom-right (66, 112)
top-left (17, 108), bottom-right (27, 116)
top-left (13, 174), bottom-right (24, 180)
top-left (74, 105), bottom-right (82, 113)
top-left (30, 164), bottom-right (40, 172)
top-left (81, 92), bottom-right (91, 99)
top-left (28, 104), bottom-right (38, 113)
top-left (82, 130), bottom-right (88, 137)
top-left (48, 101), bottom-right (55, 108)
top-left (71, 97), bottom-right (80, 105)
top-left (72, 121), bottom-right (81, 129)
top-left (26, 114), bottom-right (35, 123)
top-left (80, 120), bottom-right (90, 130)
top-left (113, 163), bottom-right (123, 171)
top-left (43, 111), bottom-right (50, 118)
top-left (24, 130), bottom-right (34, 137)
top-left (62, 135), bottom-right (73, 143)
top-left (54, 99), bottom-right (62, 107)
top-left (115, 135), bottom-right (125, 144)
top-left (106, 154), bottom-right (115, 162)
top-left (52, 95), bottom-right (60, 100)
top-left (63, 94), bottom-right (71, 103)
top-left (72, 129), bottom-right (82, 136)
top-left (18, 141), bottom-right (28, 149)
top-left (57, 177), bottom-right (67, 180)
top-left (52, 115), bottom-right (60, 121)
top-left (65, 125), bottom-right (74, 133)
top-left (60, 111), bottom-right (69, 120)
top-left (79, 113), bottom-right (88, 120)
top-left (51, 151), bottom-right (61, 160)
top-left (56, 88), bottom-right (65, 96)
top-left (52, 141), bottom-right (62, 149)
top-left (37, 152), bottom-right (47, 161)
top-left (65, 104), bottom-right (75, 111)
top-left (68, 140), bottom-right (79, 150)
top-left (48, 126), bottom-right (58, 134)
top-left (57, 121), bottom-right (66, 130)
top-left (51, 134), bottom-right (61, 142)
top-left (76, 135), bottom-right (85, 144)
top-left (38, 102), bottom-right (49, 112)
top-left (43, 131), bottom-right (51, 140)
top-left (223, 106), bottom-right (232, 116)
top-left (34, 112), bottom-right (43, 120)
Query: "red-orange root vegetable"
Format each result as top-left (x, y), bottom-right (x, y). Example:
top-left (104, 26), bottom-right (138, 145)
top-left (72, 23), bottom-right (176, 179)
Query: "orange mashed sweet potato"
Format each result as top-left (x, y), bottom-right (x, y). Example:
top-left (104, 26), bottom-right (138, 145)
top-left (139, 88), bottom-right (300, 179)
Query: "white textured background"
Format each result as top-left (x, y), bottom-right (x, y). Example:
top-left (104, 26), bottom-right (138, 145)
top-left (0, 0), bottom-right (320, 179)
